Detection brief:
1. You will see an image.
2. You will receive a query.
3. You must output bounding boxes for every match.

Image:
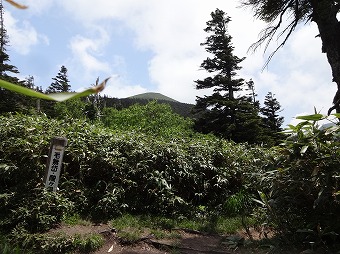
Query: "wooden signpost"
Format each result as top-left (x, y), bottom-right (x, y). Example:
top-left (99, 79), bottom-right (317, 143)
top-left (44, 137), bottom-right (67, 191)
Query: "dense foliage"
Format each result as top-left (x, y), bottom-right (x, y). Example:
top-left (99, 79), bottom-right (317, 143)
top-left (101, 101), bottom-right (194, 138)
top-left (0, 114), bottom-right (275, 230)
top-left (1, 110), bottom-right (340, 252)
top-left (253, 114), bottom-right (340, 248)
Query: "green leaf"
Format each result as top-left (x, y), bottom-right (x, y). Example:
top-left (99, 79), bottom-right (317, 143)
top-left (300, 145), bottom-right (309, 155)
top-left (325, 126), bottom-right (340, 135)
top-left (252, 198), bottom-right (265, 206)
top-left (287, 124), bottom-right (298, 131)
top-left (0, 78), bottom-right (110, 102)
top-left (297, 229), bottom-right (314, 234)
top-left (332, 113), bottom-right (340, 119)
top-left (296, 114), bottom-right (326, 121)
top-left (257, 191), bottom-right (268, 206)
top-left (334, 190), bottom-right (340, 196)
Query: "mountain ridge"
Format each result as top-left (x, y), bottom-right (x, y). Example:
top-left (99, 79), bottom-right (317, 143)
top-left (106, 92), bottom-right (195, 118)
top-left (125, 92), bottom-right (180, 103)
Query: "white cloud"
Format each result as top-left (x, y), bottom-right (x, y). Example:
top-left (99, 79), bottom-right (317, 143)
top-left (59, 0), bottom-right (143, 22)
top-left (69, 35), bottom-right (110, 73)
top-left (67, 26), bottom-right (112, 82)
top-left (102, 76), bottom-right (147, 99)
top-left (66, 26), bottom-right (147, 97)
top-left (4, 11), bottom-right (47, 55)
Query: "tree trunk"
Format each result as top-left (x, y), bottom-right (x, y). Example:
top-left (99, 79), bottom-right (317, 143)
top-left (310, 0), bottom-right (340, 114)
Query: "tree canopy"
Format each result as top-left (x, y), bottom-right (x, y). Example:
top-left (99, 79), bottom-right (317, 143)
top-left (242, 0), bottom-right (340, 114)
top-left (193, 9), bottom-right (264, 144)
top-left (0, 0), bottom-right (29, 114)
top-left (46, 65), bottom-right (71, 93)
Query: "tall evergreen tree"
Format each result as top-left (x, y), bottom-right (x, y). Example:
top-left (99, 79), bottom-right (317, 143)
top-left (193, 9), bottom-right (262, 143)
top-left (261, 92), bottom-right (285, 143)
top-left (46, 65), bottom-right (71, 93)
top-left (42, 66), bottom-right (71, 117)
top-left (246, 79), bottom-right (258, 106)
top-left (0, 0), bottom-right (27, 114)
top-left (0, 0), bottom-right (18, 81)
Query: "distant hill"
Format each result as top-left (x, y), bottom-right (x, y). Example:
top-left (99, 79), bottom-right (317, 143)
top-left (127, 92), bottom-right (179, 103)
top-left (103, 92), bottom-right (195, 118)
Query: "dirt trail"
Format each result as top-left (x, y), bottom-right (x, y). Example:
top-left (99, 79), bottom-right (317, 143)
top-left (53, 223), bottom-right (278, 254)
top-left (94, 228), bottom-right (233, 254)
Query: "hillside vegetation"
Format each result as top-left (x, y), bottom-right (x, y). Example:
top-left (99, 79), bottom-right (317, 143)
top-left (104, 94), bottom-right (195, 118)
top-left (0, 111), bottom-right (274, 252)
top-left (1, 104), bottom-right (340, 253)
top-left (0, 113), bottom-right (275, 221)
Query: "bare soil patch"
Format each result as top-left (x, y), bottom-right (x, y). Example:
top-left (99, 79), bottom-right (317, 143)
top-left (49, 222), bottom-right (289, 254)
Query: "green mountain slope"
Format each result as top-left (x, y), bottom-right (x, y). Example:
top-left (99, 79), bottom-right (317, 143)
top-left (127, 92), bottom-right (179, 102)
top-left (104, 92), bottom-right (194, 118)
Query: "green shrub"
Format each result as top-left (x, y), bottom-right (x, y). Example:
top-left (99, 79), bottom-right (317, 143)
top-left (9, 228), bottom-right (103, 254)
top-left (0, 234), bottom-right (29, 254)
top-left (1, 188), bottom-right (74, 233)
top-left (53, 98), bottom-right (87, 120)
top-left (101, 100), bottom-right (194, 138)
top-left (0, 114), bottom-right (274, 228)
top-left (253, 114), bottom-right (340, 245)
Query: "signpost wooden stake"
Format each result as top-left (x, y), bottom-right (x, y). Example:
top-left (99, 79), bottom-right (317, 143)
top-left (44, 137), bottom-right (67, 191)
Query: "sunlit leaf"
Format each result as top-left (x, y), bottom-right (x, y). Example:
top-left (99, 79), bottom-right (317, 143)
top-left (287, 124), bottom-right (297, 131)
top-left (251, 198), bottom-right (265, 207)
top-left (300, 145), bottom-right (309, 155)
top-left (325, 125), bottom-right (340, 135)
top-left (296, 114), bottom-right (326, 121)
top-left (294, 121), bottom-right (311, 131)
top-left (107, 244), bottom-right (114, 252)
top-left (333, 190), bottom-right (340, 196)
top-left (5, 0), bottom-right (28, 9)
top-left (0, 77), bottom-right (110, 101)
top-left (332, 113), bottom-right (340, 119)
top-left (257, 191), bottom-right (268, 205)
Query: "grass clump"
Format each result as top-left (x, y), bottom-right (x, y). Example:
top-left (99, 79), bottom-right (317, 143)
top-left (8, 229), bottom-right (104, 254)
top-left (62, 214), bottom-right (90, 226)
top-left (110, 213), bottom-right (249, 240)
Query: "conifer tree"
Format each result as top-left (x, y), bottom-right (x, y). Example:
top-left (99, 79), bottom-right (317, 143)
top-left (193, 9), bottom-right (262, 143)
top-left (42, 66), bottom-right (71, 117)
top-left (261, 92), bottom-right (285, 143)
top-left (0, 1), bottom-right (18, 81)
top-left (0, 0), bottom-right (27, 114)
top-left (46, 65), bottom-right (71, 93)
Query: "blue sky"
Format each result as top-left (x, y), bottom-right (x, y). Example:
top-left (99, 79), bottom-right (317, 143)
top-left (3, 0), bottom-right (336, 126)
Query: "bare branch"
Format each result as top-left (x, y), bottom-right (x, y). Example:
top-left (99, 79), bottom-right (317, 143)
top-left (245, 0), bottom-right (309, 69)
top-left (247, 1), bottom-right (292, 53)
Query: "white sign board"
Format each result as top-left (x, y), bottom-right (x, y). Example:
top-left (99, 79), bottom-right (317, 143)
top-left (44, 137), bottom-right (67, 191)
